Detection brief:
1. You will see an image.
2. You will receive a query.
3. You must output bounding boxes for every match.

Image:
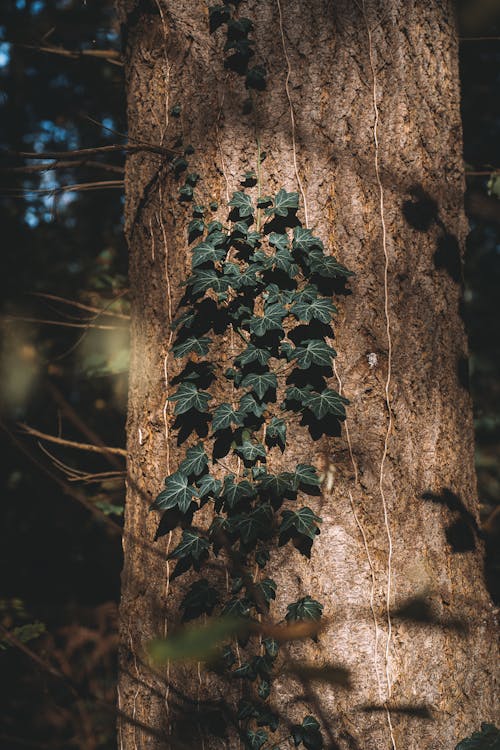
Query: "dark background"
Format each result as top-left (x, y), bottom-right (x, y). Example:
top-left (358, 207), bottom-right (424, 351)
top-left (0, 1), bottom-right (498, 748)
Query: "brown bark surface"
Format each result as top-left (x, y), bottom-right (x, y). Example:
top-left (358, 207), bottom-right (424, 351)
top-left (117, 1), bottom-right (498, 748)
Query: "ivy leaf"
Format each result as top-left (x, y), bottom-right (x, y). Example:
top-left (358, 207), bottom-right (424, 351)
top-left (196, 474), bottom-right (222, 500)
top-left (291, 296), bottom-right (336, 324)
top-left (187, 269), bottom-right (229, 295)
top-left (307, 250), bottom-right (353, 278)
top-left (172, 308), bottom-right (197, 331)
top-left (293, 464), bottom-right (321, 490)
top-left (188, 218), bottom-right (204, 240)
top-left (213, 403), bottom-right (244, 431)
top-left (206, 228), bottom-right (228, 247)
top-left (265, 417), bottom-right (286, 451)
top-left (245, 64), bottom-right (267, 91)
top-left (292, 715), bottom-right (324, 750)
top-left (263, 637), bottom-right (279, 658)
top-left (227, 17), bottom-right (253, 39)
top-left (228, 191), bottom-right (254, 218)
top-left (222, 597), bottom-right (252, 619)
top-left (207, 220), bottom-right (223, 233)
top-left (269, 232), bottom-right (290, 252)
top-left (192, 203), bottom-right (205, 216)
top-left (239, 393), bottom-right (268, 418)
top-left (272, 248), bottom-right (299, 277)
top-left (222, 475), bottom-right (256, 509)
top-left (245, 730), bottom-right (268, 750)
top-left (258, 472), bottom-right (296, 501)
top-left (286, 596), bottom-right (323, 623)
top-left (456, 724), bottom-right (500, 750)
top-left (172, 336), bottom-right (212, 358)
top-left (241, 372), bottom-right (277, 400)
top-left (209, 4), bottom-right (231, 33)
top-left (304, 388), bottom-right (348, 419)
top-left (169, 383), bottom-right (211, 415)
top-left (179, 184), bottom-right (194, 200)
top-left (179, 444), bottom-right (208, 477)
top-left (242, 230), bottom-right (262, 249)
top-left (233, 661), bottom-right (257, 680)
top-left (235, 344), bottom-right (272, 368)
top-left (231, 504), bottom-right (273, 544)
top-left (285, 384), bottom-right (314, 403)
top-left (280, 507), bottom-right (322, 541)
top-left (292, 227), bottom-right (324, 253)
top-left (246, 302), bottom-right (287, 336)
top-left (289, 340), bottom-right (337, 369)
top-left (169, 530), bottom-right (210, 561)
top-left (181, 579), bottom-right (218, 621)
top-left (236, 440), bottom-right (267, 464)
top-left (265, 189), bottom-right (299, 217)
top-left (152, 471), bottom-right (196, 513)
top-left (253, 578), bottom-right (277, 607)
top-left (258, 679), bottom-right (271, 699)
top-left (191, 242), bottom-right (226, 268)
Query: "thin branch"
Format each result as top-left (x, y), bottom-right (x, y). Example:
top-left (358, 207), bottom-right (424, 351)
top-left (2, 315), bottom-right (126, 330)
top-left (17, 41), bottom-right (123, 66)
top-left (1, 179), bottom-right (124, 196)
top-left (19, 423), bottom-right (127, 457)
top-left (5, 143), bottom-right (174, 159)
top-left (31, 292), bottom-right (130, 320)
top-left (1, 160), bottom-right (124, 175)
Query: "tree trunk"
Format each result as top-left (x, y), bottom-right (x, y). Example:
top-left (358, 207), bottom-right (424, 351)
top-left (117, 1), bottom-right (498, 748)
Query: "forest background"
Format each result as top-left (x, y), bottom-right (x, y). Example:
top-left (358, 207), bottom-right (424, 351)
top-left (0, 1), bottom-right (498, 748)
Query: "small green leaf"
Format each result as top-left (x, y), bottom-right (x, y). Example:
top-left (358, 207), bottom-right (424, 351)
top-left (231, 504), bottom-right (273, 544)
top-left (186, 172), bottom-right (200, 187)
top-left (188, 218), bottom-right (204, 239)
top-left (236, 440), bottom-right (267, 463)
top-left (181, 579), bottom-right (218, 621)
top-left (173, 336), bottom-right (212, 358)
top-left (269, 232), bottom-right (290, 252)
top-left (245, 302), bottom-right (287, 336)
top-left (209, 4), bottom-right (231, 33)
top-left (241, 372), bottom-right (277, 400)
top-left (179, 444), bottom-right (208, 477)
top-left (192, 203), bottom-right (205, 217)
top-left (263, 637), bottom-right (279, 658)
top-left (280, 507), bottom-right (322, 541)
top-left (291, 296), bottom-right (336, 324)
top-left (258, 472), bottom-right (295, 500)
top-left (152, 471), bottom-right (196, 513)
top-left (169, 530), bottom-right (210, 561)
top-left (265, 417), bottom-right (286, 451)
top-left (293, 464), bottom-right (321, 490)
top-left (253, 578), bottom-right (277, 606)
top-left (304, 388), bottom-right (348, 419)
top-left (285, 384), bottom-right (314, 403)
top-left (170, 104), bottom-right (181, 117)
top-left (292, 715), bottom-right (324, 750)
top-left (196, 474), bottom-right (222, 499)
top-left (286, 596), bottom-right (323, 622)
top-left (258, 679), bottom-right (271, 699)
top-left (456, 724), bottom-right (500, 750)
top-left (222, 475), bottom-right (256, 509)
top-left (235, 344), bottom-right (272, 367)
top-left (206, 228), bottom-right (228, 246)
top-left (307, 250), bottom-right (353, 278)
top-left (213, 403), bottom-right (244, 431)
top-left (289, 339), bottom-right (337, 369)
top-left (245, 730), bottom-right (268, 750)
top-left (292, 226), bottom-right (324, 253)
top-left (239, 393), bottom-right (268, 418)
top-left (188, 269), bottom-right (229, 294)
top-left (169, 382), bottom-right (211, 415)
top-left (179, 184), bottom-right (194, 200)
top-left (222, 597), bottom-right (252, 618)
top-left (228, 191), bottom-right (254, 218)
top-left (191, 242), bottom-right (226, 268)
top-left (265, 188), bottom-right (299, 217)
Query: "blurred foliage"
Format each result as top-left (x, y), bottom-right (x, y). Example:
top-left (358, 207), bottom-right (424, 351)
top-left (0, 0), bottom-right (498, 748)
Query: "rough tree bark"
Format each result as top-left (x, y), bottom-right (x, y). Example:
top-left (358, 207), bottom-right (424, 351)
top-left (117, 1), bottom-right (498, 748)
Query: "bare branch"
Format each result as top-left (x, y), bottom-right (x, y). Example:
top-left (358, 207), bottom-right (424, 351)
top-left (19, 423), bottom-right (127, 457)
top-left (1, 160), bottom-right (124, 175)
top-left (2, 315), bottom-right (126, 330)
top-left (31, 292), bottom-right (130, 321)
top-left (1, 179), bottom-right (124, 196)
top-left (17, 41), bottom-right (123, 66)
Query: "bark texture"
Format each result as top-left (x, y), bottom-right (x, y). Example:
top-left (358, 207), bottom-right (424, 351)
top-left (117, 1), bottom-right (498, 748)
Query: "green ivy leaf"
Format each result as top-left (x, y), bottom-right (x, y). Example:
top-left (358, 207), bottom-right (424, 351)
top-left (271, 248), bottom-right (299, 277)
top-left (258, 472), bottom-right (296, 500)
top-left (181, 579), bottom-right (218, 621)
top-left (257, 195), bottom-right (273, 208)
top-left (292, 226), bottom-right (324, 253)
top-left (245, 730), bottom-right (268, 750)
top-left (186, 173), bottom-right (200, 187)
top-left (307, 250), bottom-right (352, 278)
top-left (239, 393), bottom-right (268, 418)
top-left (291, 296), bottom-right (336, 324)
top-left (179, 444), bottom-right (208, 477)
top-left (304, 388), bottom-right (348, 419)
top-left (209, 4), bottom-right (231, 33)
top-left (235, 344), bottom-right (272, 367)
top-left (246, 64), bottom-right (267, 91)
top-left (172, 336), bottom-right (212, 358)
top-left (206, 228), bottom-right (228, 247)
top-left (258, 679), bottom-right (271, 699)
top-left (280, 507), bottom-right (322, 541)
top-left (265, 417), bottom-right (286, 451)
top-left (196, 474), bottom-right (222, 500)
top-left (222, 597), bottom-right (252, 619)
top-left (228, 191), bottom-right (254, 218)
top-left (152, 471), bottom-right (196, 513)
top-left (292, 715), bottom-right (324, 750)
top-left (191, 242), bottom-right (227, 268)
top-left (233, 661), bottom-right (257, 680)
top-left (265, 189), bottom-right (299, 217)
top-left (231, 504), bottom-right (273, 544)
top-left (286, 596), bottom-right (323, 622)
top-left (236, 440), bottom-right (267, 464)
top-left (241, 372), bottom-right (277, 400)
top-left (213, 403), bottom-right (244, 431)
top-left (285, 384), bottom-right (315, 403)
top-left (246, 302), bottom-right (287, 336)
top-left (227, 17), bottom-right (253, 39)
top-left (269, 232), bottom-right (290, 252)
top-left (179, 184), bottom-right (194, 200)
top-left (253, 578), bottom-right (277, 607)
top-left (289, 339), bottom-right (337, 369)
top-left (172, 309), bottom-right (197, 331)
top-left (192, 203), bottom-right (205, 217)
top-left (456, 724), bottom-right (500, 750)
top-left (222, 475), bottom-right (256, 509)
top-left (263, 637), bottom-right (279, 658)
top-left (188, 218), bottom-right (204, 239)
top-left (169, 382), bottom-right (211, 415)
top-left (207, 219), bottom-right (222, 233)
top-left (293, 464), bottom-right (321, 490)
top-left (169, 530), bottom-right (210, 561)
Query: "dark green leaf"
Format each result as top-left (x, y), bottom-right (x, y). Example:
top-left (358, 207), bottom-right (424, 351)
top-left (188, 269), bottom-right (229, 295)
top-left (291, 297), bottom-right (336, 324)
top-left (239, 393), bottom-right (268, 418)
top-left (246, 302), bottom-right (287, 336)
top-left (179, 444), bottom-right (208, 477)
top-left (188, 218), bottom-right (204, 239)
top-left (245, 730), bottom-right (268, 750)
top-left (269, 232), bottom-right (290, 252)
top-left (241, 372), bottom-right (277, 400)
top-left (235, 344), bottom-right (272, 367)
top-left (265, 417), bottom-right (286, 451)
top-left (254, 578), bottom-right (277, 606)
top-left (209, 4), bottom-right (231, 33)
top-left (258, 679), bottom-right (271, 699)
top-left (169, 530), bottom-right (210, 561)
top-left (186, 172), bottom-right (200, 187)
top-left (181, 579), bottom-right (218, 621)
top-left (263, 637), bottom-right (279, 658)
top-left (170, 104), bottom-right (181, 117)
top-left (222, 597), bottom-right (252, 618)
top-left (307, 250), bottom-right (353, 278)
top-left (285, 384), bottom-right (314, 403)
top-left (289, 339), bottom-right (337, 369)
top-left (293, 464), bottom-right (321, 490)
top-left (169, 382), bottom-right (211, 415)
top-left (213, 403), bottom-right (244, 431)
top-left (258, 472), bottom-right (295, 500)
top-left (286, 596), bottom-right (323, 622)
top-left (280, 507), bottom-right (322, 540)
top-left (152, 471), bottom-right (196, 513)
top-left (246, 64), bottom-right (267, 90)
top-left (231, 504), bottom-right (273, 544)
top-left (236, 440), bottom-right (267, 463)
top-left (304, 388), bottom-right (348, 419)
top-left (196, 474), bottom-right (222, 499)
top-left (228, 191), bottom-right (254, 218)
top-left (192, 204), bottom-right (205, 217)
top-left (179, 184), bottom-right (194, 200)
top-left (265, 188), bottom-right (299, 217)
top-left (292, 226), bottom-right (324, 253)
top-left (456, 724), bottom-right (500, 750)
top-left (222, 475), bottom-right (256, 509)
top-left (191, 242), bottom-right (226, 268)
top-left (173, 336), bottom-right (212, 358)
top-left (206, 228), bottom-right (228, 247)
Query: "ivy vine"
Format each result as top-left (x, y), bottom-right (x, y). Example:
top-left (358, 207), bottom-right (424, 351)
top-left (151, 178), bottom-right (353, 747)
